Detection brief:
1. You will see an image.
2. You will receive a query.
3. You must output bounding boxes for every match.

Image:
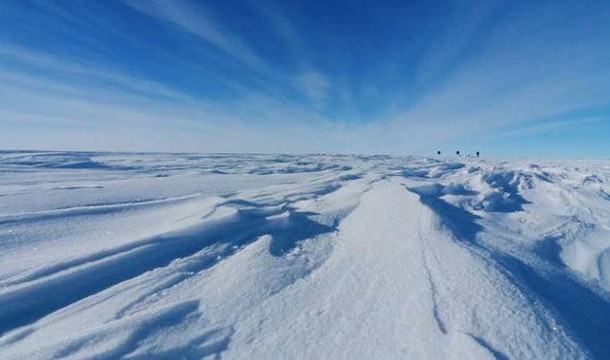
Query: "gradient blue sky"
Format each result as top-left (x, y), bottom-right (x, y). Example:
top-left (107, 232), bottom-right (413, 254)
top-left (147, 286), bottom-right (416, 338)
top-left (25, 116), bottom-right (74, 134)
top-left (1, 0), bottom-right (609, 157)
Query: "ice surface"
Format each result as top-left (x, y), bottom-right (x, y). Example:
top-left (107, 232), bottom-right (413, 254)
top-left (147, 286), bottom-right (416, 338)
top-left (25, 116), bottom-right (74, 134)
top-left (1, 151), bottom-right (609, 359)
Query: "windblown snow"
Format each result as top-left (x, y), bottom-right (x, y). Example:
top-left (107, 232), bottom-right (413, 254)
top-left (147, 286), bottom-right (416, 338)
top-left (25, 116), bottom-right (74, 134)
top-left (1, 151), bottom-right (610, 359)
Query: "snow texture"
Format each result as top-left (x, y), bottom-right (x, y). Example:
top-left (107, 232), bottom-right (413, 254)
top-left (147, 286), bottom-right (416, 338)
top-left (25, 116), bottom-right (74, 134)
top-left (1, 151), bottom-right (610, 359)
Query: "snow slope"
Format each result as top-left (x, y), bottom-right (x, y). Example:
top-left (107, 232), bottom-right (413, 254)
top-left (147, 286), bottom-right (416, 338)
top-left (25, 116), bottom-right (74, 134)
top-left (1, 151), bottom-right (610, 359)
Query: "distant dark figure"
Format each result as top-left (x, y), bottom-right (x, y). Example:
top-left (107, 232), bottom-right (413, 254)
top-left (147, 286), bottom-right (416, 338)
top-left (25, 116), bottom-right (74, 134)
top-left (437, 150), bottom-right (441, 155)
top-left (476, 151), bottom-right (480, 158)
top-left (456, 150), bottom-right (460, 156)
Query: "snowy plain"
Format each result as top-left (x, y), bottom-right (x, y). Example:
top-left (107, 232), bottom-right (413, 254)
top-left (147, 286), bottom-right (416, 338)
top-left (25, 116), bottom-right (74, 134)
top-left (1, 151), bottom-right (610, 359)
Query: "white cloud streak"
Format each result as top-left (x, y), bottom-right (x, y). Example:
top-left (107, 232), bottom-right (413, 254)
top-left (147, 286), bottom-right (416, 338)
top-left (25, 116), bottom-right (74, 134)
top-left (2, 1), bottom-right (609, 156)
top-left (499, 117), bottom-right (605, 138)
top-left (125, 0), bottom-right (267, 71)
top-left (294, 70), bottom-right (331, 107)
top-left (380, 1), bottom-right (610, 152)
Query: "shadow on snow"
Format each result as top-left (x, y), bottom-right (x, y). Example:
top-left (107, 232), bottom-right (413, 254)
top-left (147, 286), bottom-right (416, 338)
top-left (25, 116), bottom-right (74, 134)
top-left (0, 200), bottom-right (336, 335)
top-left (408, 184), bottom-right (610, 359)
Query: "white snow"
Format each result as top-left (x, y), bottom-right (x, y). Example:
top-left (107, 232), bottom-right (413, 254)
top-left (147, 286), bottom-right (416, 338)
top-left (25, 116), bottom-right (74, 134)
top-left (1, 151), bottom-right (610, 359)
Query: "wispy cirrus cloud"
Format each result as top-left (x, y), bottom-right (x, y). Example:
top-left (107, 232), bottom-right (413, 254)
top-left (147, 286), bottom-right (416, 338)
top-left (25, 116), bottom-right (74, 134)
top-left (379, 0), bottom-right (610, 152)
top-left (499, 117), bottom-right (606, 138)
top-left (294, 70), bottom-right (331, 107)
top-left (0, 43), bottom-right (344, 153)
top-left (1, 0), bottom-right (609, 156)
top-left (125, 0), bottom-right (267, 71)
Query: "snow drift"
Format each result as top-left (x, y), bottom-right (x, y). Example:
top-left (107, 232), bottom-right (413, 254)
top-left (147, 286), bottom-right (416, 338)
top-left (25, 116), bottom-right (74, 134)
top-left (1, 151), bottom-right (609, 359)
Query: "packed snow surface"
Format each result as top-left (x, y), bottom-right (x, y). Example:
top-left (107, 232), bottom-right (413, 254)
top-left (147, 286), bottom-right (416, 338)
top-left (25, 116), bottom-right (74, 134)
top-left (1, 151), bottom-right (610, 359)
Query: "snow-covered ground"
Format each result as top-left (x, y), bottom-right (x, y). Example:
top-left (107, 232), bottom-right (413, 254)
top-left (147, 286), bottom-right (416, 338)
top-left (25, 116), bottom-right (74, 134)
top-left (1, 151), bottom-right (610, 359)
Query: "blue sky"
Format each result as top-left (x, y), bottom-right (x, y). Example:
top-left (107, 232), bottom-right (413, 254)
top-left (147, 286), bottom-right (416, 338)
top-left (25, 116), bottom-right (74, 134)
top-left (0, 0), bottom-right (609, 157)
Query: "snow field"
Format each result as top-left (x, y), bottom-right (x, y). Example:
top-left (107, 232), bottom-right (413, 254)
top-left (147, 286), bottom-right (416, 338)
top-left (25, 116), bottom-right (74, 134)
top-left (0, 151), bottom-right (609, 359)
